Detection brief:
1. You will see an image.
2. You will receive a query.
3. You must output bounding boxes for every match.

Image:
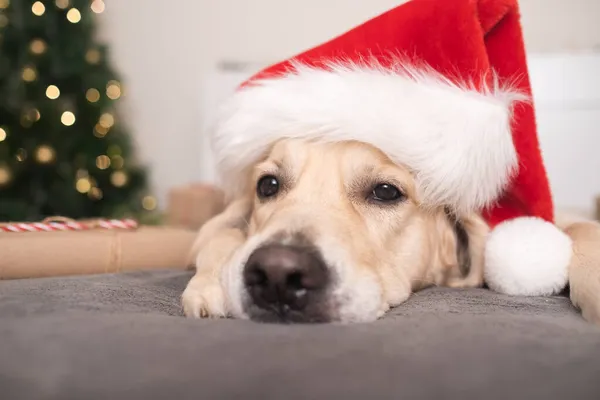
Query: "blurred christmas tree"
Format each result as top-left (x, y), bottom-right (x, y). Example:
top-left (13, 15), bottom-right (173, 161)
top-left (0, 0), bottom-right (158, 223)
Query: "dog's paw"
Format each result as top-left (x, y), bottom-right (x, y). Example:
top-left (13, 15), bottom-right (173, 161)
top-left (181, 278), bottom-right (228, 319)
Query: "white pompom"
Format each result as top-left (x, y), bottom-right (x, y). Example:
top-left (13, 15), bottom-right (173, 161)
top-left (484, 216), bottom-right (572, 296)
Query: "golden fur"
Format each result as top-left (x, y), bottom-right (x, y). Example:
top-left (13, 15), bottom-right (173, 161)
top-left (182, 139), bottom-right (600, 324)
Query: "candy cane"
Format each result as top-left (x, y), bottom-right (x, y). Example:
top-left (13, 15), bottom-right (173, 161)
top-left (0, 218), bottom-right (138, 233)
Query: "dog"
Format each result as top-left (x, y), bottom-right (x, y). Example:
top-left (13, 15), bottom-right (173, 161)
top-left (182, 137), bottom-right (600, 324)
top-left (185, 137), bottom-right (530, 322)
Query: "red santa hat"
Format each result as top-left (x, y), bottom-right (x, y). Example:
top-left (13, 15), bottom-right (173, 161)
top-left (210, 0), bottom-right (573, 296)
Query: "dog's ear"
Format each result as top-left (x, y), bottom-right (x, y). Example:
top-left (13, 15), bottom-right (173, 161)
top-left (186, 196), bottom-right (253, 270)
top-left (438, 209), bottom-right (489, 288)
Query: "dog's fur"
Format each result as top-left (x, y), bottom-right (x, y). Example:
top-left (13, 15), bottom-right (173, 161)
top-left (182, 139), bottom-right (600, 324)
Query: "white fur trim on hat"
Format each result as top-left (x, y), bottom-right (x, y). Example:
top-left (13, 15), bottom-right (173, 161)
top-left (211, 60), bottom-right (527, 213)
top-left (484, 216), bottom-right (572, 296)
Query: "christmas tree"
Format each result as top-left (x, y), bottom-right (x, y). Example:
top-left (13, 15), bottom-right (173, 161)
top-left (0, 0), bottom-right (157, 222)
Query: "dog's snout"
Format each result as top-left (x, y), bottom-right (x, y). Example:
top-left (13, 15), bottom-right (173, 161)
top-left (243, 244), bottom-right (328, 317)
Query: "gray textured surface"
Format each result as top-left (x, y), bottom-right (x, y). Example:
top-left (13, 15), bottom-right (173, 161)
top-left (1, 270), bottom-right (600, 400)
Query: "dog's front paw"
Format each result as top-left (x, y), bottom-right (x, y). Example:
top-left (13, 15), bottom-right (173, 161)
top-left (181, 277), bottom-right (228, 319)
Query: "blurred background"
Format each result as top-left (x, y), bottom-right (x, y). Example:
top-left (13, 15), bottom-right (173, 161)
top-left (1, 0), bottom-right (599, 224)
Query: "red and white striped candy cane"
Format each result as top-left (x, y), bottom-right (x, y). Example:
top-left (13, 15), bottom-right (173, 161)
top-left (0, 218), bottom-right (138, 233)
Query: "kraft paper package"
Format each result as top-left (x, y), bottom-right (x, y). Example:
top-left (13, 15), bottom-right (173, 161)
top-left (0, 227), bottom-right (197, 280)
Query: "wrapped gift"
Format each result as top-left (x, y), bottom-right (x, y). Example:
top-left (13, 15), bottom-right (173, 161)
top-left (0, 218), bottom-right (197, 280)
top-left (167, 183), bottom-right (225, 230)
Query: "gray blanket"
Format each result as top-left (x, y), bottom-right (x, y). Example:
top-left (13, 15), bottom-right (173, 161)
top-left (1, 270), bottom-right (600, 400)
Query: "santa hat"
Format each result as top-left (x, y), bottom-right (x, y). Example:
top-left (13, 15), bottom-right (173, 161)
top-left (210, 0), bottom-right (572, 296)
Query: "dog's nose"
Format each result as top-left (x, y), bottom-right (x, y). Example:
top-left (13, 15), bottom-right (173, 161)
top-left (243, 244), bottom-right (328, 312)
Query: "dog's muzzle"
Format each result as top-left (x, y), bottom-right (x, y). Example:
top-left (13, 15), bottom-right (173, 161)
top-left (242, 243), bottom-right (331, 323)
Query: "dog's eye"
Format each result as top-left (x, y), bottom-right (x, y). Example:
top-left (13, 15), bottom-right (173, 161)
top-left (370, 183), bottom-right (404, 203)
top-left (257, 175), bottom-right (280, 198)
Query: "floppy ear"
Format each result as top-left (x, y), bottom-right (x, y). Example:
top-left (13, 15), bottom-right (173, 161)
top-left (186, 195), bottom-right (253, 271)
top-left (438, 210), bottom-right (489, 289)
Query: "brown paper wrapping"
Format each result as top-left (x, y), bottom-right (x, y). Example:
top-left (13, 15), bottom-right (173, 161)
top-left (167, 183), bottom-right (226, 230)
top-left (0, 227), bottom-right (197, 280)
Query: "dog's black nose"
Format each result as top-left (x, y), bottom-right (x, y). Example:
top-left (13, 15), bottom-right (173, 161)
top-left (243, 244), bottom-right (328, 314)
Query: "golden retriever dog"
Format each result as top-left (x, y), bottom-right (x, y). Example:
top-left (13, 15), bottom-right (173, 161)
top-left (182, 137), bottom-right (600, 324)
top-left (183, 138), bottom-right (487, 323)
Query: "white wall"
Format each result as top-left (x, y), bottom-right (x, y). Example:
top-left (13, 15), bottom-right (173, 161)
top-left (529, 54), bottom-right (600, 214)
top-left (97, 0), bottom-right (600, 211)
